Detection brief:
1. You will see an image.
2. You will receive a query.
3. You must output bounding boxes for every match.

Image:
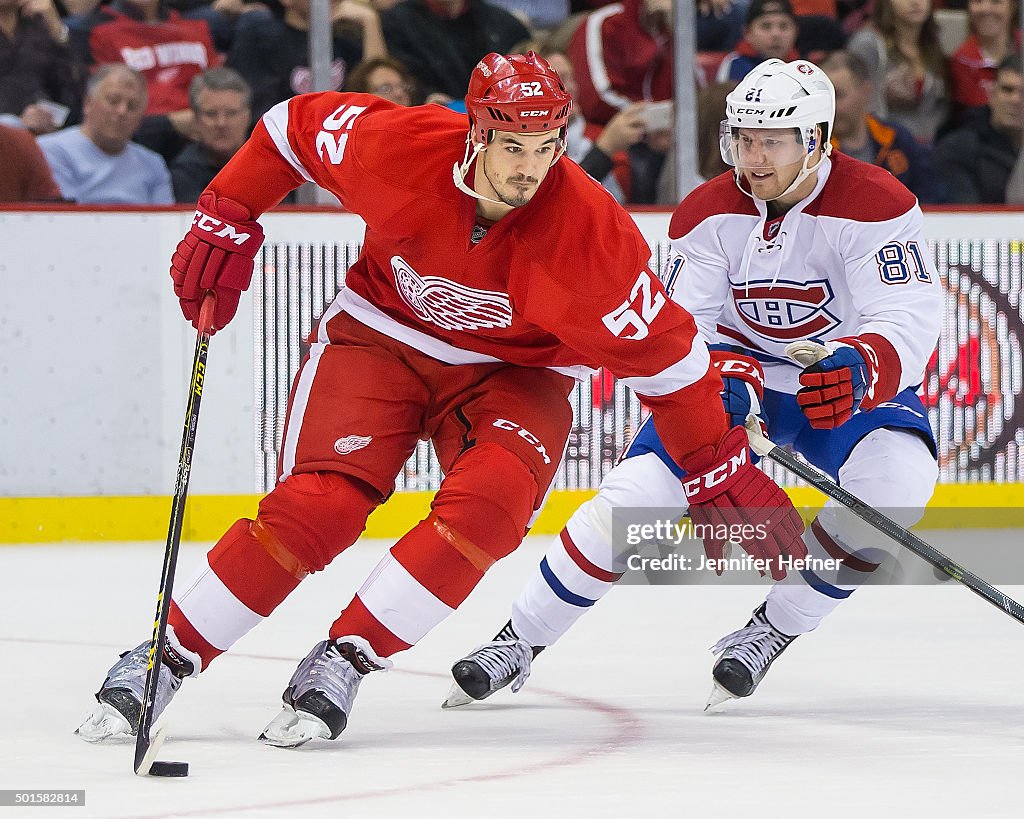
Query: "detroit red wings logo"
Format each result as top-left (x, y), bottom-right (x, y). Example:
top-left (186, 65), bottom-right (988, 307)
top-left (392, 256), bottom-right (513, 331)
top-left (732, 278), bottom-right (840, 340)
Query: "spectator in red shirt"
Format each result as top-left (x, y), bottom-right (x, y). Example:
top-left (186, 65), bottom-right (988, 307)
top-left (950, 0), bottom-right (1021, 121)
top-left (567, 0), bottom-right (673, 125)
top-left (0, 122), bottom-right (62, 201)
top-left (70, 0), bottom-right (219, 160)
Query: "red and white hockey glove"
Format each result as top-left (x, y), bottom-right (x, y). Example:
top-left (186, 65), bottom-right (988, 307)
top-left (170, 191), bottom-right (264, 333)
top-left (683, 426), bottom-right (806, 581)
top-left (709, 344), bottom-right (768, 437)
top-left (795, 335), bottom-right (895, 430)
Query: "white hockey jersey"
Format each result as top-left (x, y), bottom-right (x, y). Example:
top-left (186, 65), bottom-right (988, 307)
top-left (666, 151), bottom-right (944, 398)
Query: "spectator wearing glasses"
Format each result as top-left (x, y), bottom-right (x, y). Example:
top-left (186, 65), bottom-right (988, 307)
top-left (935, 54), bottom-right (1023, 203)
top-left (345, 56), bottom-right (415, 105)
top-left (170, 67), bottom-right (253, 202)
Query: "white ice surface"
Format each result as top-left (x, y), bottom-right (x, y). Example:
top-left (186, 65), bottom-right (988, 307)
top-left (2, 535), bottom-right (1023, 818)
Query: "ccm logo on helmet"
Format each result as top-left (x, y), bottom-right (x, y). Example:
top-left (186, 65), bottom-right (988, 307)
top-left (521, 109), bottom-right (551, 117)
top-left (682, 449), bottom-right (748, 498)
top-left (735, 108), bottom-right (766, 115)
top-left (192, 212), bottom-right (252, 246)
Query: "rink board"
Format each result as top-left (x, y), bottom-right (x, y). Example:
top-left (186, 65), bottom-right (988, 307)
top-left (3, 484), bottom-right (1023, 543)
top-left (1, 208), bottom-right (1023, 543)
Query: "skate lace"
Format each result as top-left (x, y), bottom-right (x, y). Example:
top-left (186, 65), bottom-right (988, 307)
top-left (710, 623), bottom-right (790, 675)
top-left (102, 642), bottom-right (182, 724)
top-left (324, 645), bottom-right (364, 681)
top-left (108, 646), bottom-right (149, 685)
top-left (472, 639), bottom-right (533, 693)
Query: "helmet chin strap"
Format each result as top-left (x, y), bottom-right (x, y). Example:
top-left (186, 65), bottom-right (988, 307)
top-left (734, 143), bottom-right (832, 203)
top-left (452, 129), bottom-right (569, 205)
top-left (452, 134), bottom-right (505, 205)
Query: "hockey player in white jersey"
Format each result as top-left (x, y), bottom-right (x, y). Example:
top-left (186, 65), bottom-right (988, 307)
top-left (443, 58), bottom-right (943, 709)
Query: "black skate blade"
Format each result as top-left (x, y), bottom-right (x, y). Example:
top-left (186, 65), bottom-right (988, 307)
top-left (149, 761), bottom-right (189, 777)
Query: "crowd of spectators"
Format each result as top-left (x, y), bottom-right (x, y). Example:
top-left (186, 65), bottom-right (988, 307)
top-left (0, 0), bottom-right (1021, 205)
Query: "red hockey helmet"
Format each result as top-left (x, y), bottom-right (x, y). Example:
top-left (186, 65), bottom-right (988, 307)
top-left (465, 52), bottom-right (573, 145)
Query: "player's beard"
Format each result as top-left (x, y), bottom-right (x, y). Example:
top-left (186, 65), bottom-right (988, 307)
top-left (500, 184), bottom-right (534, 208)
top-left (487, 165), bottom-right (538, 208)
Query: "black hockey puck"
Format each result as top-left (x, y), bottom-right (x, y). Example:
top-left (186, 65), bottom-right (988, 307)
top-left (149, 761), bottom-right (189, 777)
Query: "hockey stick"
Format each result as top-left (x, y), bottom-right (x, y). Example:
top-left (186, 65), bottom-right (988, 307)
top-left (742, 340), bottom-right (1024, 626)
top-left (133, 293), bottom-right (217, 778)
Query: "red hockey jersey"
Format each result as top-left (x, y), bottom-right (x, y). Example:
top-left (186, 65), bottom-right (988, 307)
top-left (207, 93), bottom-right (728, 465)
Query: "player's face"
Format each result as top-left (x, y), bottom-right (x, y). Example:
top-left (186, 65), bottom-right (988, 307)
top-left (734, 127), bottom-right (809, 199)
top-left (480, 129), bottom-right (561, 208)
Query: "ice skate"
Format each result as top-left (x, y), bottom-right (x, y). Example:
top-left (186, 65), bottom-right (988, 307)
top-left (442, 622), bottom-right (540, 709)
top-left (76, 636), bottom-right (196, 742)
top-left (705, 603), bottom-right (798, 710)
top-left (259, 637), bottom-right (391, 748)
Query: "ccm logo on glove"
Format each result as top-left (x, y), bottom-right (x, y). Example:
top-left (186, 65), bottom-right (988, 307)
top-left (682, 448), bottom-right (747, 497)
top-left (715, 357), bottom-right (764, 389)
top-left (191, 212), bottom-right (255, 247)
top-left (170, 191), bottom-right (265, 333)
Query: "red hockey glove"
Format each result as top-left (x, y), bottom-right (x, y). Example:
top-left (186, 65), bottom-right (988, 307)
top-left (170, 191), bottom-right (264, 332)
top-left (709, 345), bottom-right (768, 437)
top-left (683, 426), bottom-right (806, 581)
top-left (795, 336), bottom-right (893, 429)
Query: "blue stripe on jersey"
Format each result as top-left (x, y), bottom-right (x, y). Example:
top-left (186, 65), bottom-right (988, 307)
top-left (799, 568), bottom-right (855, 599)
top-left (540, 557), bottom-right (596, 608)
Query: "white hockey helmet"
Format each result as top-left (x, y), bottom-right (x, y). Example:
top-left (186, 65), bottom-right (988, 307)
top-left (720, 59), bottom-right (835, 199)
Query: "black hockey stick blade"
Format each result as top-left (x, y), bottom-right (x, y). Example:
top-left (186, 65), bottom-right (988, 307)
top-left (136, 725), bottom-right (189, 777)
top-left (133, 293), bottom-right (216, 777)
top-left (744, 418), bottom-right (1024, 626)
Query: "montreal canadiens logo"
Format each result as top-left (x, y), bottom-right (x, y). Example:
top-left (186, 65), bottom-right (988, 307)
top-left (392, 256), bottom-right (513, 331)
top-left (732, 278), bottom-right (840, 340)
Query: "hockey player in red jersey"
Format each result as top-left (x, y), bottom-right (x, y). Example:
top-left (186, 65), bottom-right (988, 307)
top-left (444, 59), bottom-right (942, 713)
top-left (77, 52), bottom-right (805, 747)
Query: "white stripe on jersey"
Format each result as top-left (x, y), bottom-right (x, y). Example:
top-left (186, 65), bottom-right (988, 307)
top-left (262, 100), bottom-right (315, 184)
top-left (619, 340), bottom-right (712, 397)
top-left (336, 288), bottom-right (595, 380)
top-left (356, 552), bottom-right (453, 645)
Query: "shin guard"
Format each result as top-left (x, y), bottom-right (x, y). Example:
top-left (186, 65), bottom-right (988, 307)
top-left (170, 472), bottom-right (379, 668)
top-left (331, 444), bottom-right (538, 656)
